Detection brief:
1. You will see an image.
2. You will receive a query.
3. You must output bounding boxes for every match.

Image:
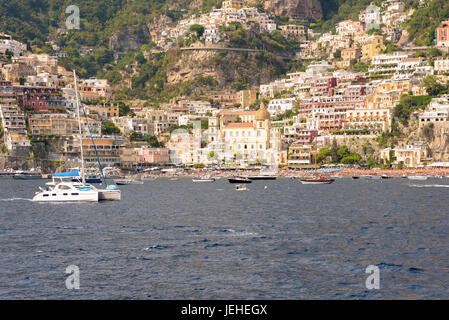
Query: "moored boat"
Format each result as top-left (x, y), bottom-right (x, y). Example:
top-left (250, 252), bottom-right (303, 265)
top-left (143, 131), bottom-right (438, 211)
top-left (114, 178), bottom-right (144, 185)
top-left (32, 182), bottom-right (99, 202)
top-left (361, 175), bottom-right (381, 180)
top-left (192, 175), bottom-right (215, 183)
top-left (13, 172), bottom-right (42, 180)
top-left (407, 175), bottom-right (428, 181)
top-left (247, 175), bottom-right (277, 180)
top-left (299, 175), bottom-right (335, 185)
top-left (228, 176), bottom-right (252, 183)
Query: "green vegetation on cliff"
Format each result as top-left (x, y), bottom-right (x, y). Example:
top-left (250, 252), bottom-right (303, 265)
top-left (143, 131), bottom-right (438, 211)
top-left (405, 0), bottom-right (449, 45)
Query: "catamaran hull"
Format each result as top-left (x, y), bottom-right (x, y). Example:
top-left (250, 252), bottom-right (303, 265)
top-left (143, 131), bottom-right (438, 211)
top-left (32, 191), bottom-right (99, 202)
top-left (98, 190), bottom-right (121, 201)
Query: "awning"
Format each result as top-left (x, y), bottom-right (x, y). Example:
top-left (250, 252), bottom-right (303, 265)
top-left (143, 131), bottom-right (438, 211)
top-left (53, 170), bottom-right (80, 177)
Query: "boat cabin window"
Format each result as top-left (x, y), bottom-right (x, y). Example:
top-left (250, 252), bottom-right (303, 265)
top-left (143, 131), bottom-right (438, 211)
top-left (58, 185), bottom-right (72, 190)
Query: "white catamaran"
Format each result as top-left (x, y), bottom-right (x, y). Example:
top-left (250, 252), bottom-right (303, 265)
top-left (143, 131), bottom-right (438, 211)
top-left (32, 71), bottom-right (120, 202)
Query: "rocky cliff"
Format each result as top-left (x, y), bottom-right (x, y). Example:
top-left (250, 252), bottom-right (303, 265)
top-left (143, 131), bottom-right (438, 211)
top-left (264, 0), bottom-right (323, 20)
top-left (165, 46), bottom-right (286, 91)
top-left (109, 26), bottom-right (151, 54)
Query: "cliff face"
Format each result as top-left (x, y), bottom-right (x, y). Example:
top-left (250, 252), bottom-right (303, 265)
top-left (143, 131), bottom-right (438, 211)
top-left (264, 0), bottom-right (323, 20)
top-left (166, 47), bottom-right (285, 90)
top-left (109, 26), bottom-right (151, 54)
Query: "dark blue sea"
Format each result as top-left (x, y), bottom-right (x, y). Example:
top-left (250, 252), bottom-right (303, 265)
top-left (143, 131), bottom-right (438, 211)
top-left (0, 177), bottom-right (448, 299)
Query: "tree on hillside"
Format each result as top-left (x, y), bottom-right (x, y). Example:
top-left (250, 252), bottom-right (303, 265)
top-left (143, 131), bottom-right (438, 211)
top-left (423, 76), bottom-right (447, 97)
top-left (189, 24), bottom-right (205, 37)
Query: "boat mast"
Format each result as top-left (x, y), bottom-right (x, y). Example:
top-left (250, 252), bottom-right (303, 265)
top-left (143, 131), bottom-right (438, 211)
top-left (73, 70), bottom-right (86, 185)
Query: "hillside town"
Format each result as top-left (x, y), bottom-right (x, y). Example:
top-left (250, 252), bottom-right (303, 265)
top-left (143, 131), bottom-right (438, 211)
top-left (1, 0), bottom-right (449, 174)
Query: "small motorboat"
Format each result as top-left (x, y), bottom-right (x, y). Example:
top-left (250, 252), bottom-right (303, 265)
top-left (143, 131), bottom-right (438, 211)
top-left (361, 175), bottom-right (381, 180)
top-left (114, 178), bottom-right (144, 185)
top-left (407, 176), bottom-right (428, 181)
top-left (381, 175), bottom-right (391, 179)
top-left (352, 176), bottom-right (360, 180)
top-left (228, 177), bottom-right (252, 184)
top-left (235, 185), bottom-right (247, 191)
top-left (299, 175), bottom-right (335, 185)
top-left (13, 171), bottom-right (42, 180)
top-left (192, 176), bottom-right (215, 183)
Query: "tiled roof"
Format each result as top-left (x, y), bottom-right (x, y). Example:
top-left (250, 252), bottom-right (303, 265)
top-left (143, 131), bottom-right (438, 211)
top-left (223, 122), bottom-right (254, 129)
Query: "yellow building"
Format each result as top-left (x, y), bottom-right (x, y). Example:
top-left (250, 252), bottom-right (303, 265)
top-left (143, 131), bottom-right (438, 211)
top-left (344, 108), bottom-right (392, 132)
top-left (5, 132), bottom-right (30, 150)
top-left (29, 115), bottom-right (101, 136)
top-left (80, 137), bottom-right (122, 167)
top-left (209, 107), bottom-right (281, 165)
top-left (237, 89), bottom-right (258, 108)
top-left (279, 25), bottom-right (307, 42)
top-left (342, 47), bottom-right (361, 63)
top-left (288, 143), bottom-right (312, 165)
top-left (365, 80), bottom-right (412, 109)
top-left (376, 80), bottom-right (412, 93)
top-left (86, 104), bottom-right (119, 119)
top-left (362, 35), bottom-right (385, 61)
top-left (222, 0), bottom-right (244, 9)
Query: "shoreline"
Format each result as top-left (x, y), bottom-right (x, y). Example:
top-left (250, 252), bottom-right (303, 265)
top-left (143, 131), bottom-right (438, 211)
top-left (136, 168), bottom-right (449, 179)
top-left (3, 168), bottom-right (449, 180)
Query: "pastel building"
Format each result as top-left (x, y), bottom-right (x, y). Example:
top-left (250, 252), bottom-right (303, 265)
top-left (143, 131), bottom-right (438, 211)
top-left (436, 20), bottom-right (449, 48)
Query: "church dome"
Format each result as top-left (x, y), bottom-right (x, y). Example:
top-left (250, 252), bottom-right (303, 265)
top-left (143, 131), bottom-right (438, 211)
top-left (255, 107), bottom-right (270, 120)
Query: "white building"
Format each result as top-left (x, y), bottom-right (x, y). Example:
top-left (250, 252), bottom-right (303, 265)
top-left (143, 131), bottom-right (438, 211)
top-left (434, 59), bottom-right (449, 73)
top-left (204, 25), bottom-right (221, 43)
top-left (381, 144), bottom-right (428, 167)
top-left (0, 34), bottom-right (26, 57)
top-left (371, 52), bottom-right (409, 66)
top-left (419, 96), bottom-right (449, 126)
top-left (267, 97), bottom-right (296, 115)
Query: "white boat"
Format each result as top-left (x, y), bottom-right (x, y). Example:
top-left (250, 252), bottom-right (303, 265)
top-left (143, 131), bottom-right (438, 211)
top-left (32, 71), bottom-right (120, 202)
top-left (407, 176), bottom-right (428, 181)
top-left (299, 177), bottom-right (335, 185)
top-left (114, 178), bottom-right (144, 185)
top-left (32, 182), bottom-right (98, 202)
top-left (361, 175), bottom-right (381, 180)
top-left (192, 178), bottom-right (215, 182)
top-left (192, 176), bottom-right (215, 183)
top-left (48, 177), bottom-right (120, 201)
